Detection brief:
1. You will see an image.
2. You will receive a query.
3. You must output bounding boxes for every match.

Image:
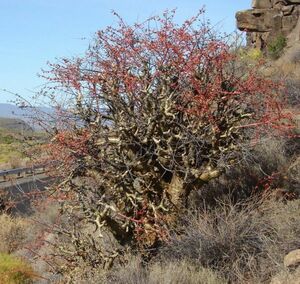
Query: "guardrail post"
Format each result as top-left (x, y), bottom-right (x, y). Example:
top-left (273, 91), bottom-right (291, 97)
top-left (0, 164), bottom-right (48, 183)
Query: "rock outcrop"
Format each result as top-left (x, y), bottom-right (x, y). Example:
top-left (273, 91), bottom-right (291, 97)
top-left (236, 0), bottom-right (300, 50)
top-left (271, 250), bottom-right (300, 284)
top-left (284, 249), bottom-right (300, 269)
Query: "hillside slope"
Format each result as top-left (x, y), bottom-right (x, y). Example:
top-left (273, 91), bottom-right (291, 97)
top-left (0, 117), bottom-right (33, 132)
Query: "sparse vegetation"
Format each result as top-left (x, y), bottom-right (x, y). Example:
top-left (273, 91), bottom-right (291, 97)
top-left (0, 119), bottom-right (46, 168)
top-left (106, 258), bottom-right (226, 284)
top-left (0, 118), bottom-right (32, 132)
top-left (0, 214), bottom-right (28, 254)
top-left (0, 129), bottom-right (24, 166)
top-left (0, 253), bottom-right (35, 284)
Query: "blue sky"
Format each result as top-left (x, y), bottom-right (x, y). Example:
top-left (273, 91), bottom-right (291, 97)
top-left (0, 0), bottom-right (250, 104)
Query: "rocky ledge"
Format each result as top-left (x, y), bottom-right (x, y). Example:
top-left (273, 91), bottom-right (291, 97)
top-left (236, 0), bottom-right (300, 50)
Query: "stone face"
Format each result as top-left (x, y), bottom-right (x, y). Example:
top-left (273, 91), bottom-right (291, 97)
top-left (236, 9), bottom-right (281, 32)
top-left (284, 249), bottom-right (300, 269)
top-left (236, 0), bottom-right (300, 51)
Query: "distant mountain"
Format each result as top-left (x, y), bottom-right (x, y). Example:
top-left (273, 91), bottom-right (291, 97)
top-left (0, 103), bottom-right (52, 118)
top-left (0, 103), bottom-right (52, 130)
top-left (0, 103), bottom-right (25, 118)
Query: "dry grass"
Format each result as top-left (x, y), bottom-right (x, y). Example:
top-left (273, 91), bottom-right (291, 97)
top-left (0, 214), bottom-right (29, 254)
top-left (105, 257), bottom-right (225, 284)
top-left (0, 128), bottom-right (24, 167)
top-left (0, 144), bottom-right (23, 167)
top-left (67, 257), bottom-right (226, 284)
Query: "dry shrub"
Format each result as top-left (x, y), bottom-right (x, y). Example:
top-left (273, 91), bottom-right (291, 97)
top-left (0, 214), bottom-right (28, 254)
top-left (242, 135), bottom-right (300, 196)
top-left (12, 203), bottom-right (63, 284)
top-left (160, 199), bottom-right (300, 283)
top-left (27, 201), bottom-right (60, 237)
top-left (265, 199), bottom-right (300, 258)
top-left (190, 133), bottom-right (299, 209)
top-left (285, 157), bottom-right (300, 194)
top-left (247, 133), bottom-right (299, 195)
top-left (284, 78), bottom-right (300, 107)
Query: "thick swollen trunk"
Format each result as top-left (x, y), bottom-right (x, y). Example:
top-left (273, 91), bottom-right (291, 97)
top-left (166, 169), bottom-right (221, 209)
top-left (167, 174), bottom-right (186, 208)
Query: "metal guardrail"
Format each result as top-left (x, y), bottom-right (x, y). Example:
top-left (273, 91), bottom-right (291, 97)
top-left (0, 165), bottom-right (46, 182)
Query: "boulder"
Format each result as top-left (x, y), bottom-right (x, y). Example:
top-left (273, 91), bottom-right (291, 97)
top-left (284, 249), bottom-right (300, 269)
top-left (271, 249), bottom-right (300, 284)
top-left (271, 268), bottom-right (300, 284)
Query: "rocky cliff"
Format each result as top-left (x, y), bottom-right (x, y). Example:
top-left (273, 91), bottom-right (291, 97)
top-left (236, 0), bottom-right (300, 50)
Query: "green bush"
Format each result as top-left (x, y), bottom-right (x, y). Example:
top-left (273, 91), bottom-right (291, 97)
top-left (268, 35), bottom-right (287, 59)
top-left (239, 48), bottom-right (263, 62)
top-left (0, 253), bottom-right (35, 284)
top-left (0, 134), bottom-right (14, 144)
